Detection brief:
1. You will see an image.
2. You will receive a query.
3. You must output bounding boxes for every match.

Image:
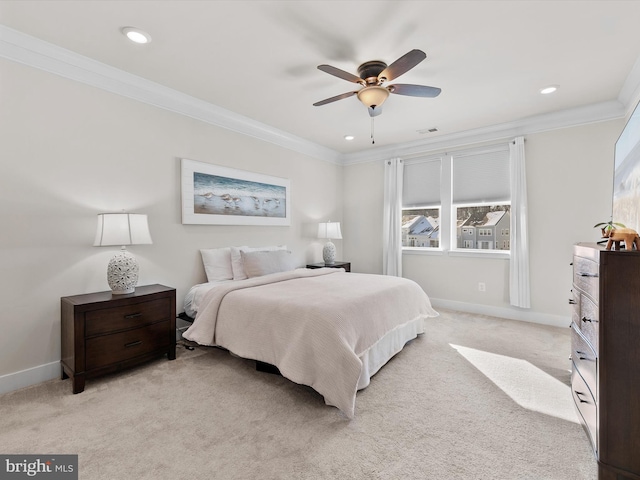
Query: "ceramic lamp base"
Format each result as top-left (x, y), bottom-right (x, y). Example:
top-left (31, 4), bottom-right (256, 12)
top-left (107, 247), bottom-right (139, 294)
top-left (322, 241), bottom-right (336, 265)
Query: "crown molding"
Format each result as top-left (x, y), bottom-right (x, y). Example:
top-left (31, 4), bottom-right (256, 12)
top-left (0, 25), bottom-right (343, 165)
top-left (341, 100), bottom-right (626, 165)
top-left (1, 24), bottom-right (637, 167)
top-left (619, 54), bottom-right (640, 116)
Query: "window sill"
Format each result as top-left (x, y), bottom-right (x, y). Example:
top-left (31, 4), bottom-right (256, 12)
top-left (402, 248), bottom-right (510, 259)
top-left (448, 249), bottom-right (510, 259)
top-left (402, 247), bottom-right (444, 256)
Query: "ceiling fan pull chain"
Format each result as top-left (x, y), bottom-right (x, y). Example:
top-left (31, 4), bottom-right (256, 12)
top-left (371, 117), bottom-right (375, 144)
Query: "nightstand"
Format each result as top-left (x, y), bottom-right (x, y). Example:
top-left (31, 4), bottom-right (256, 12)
top-left (306, 261), bottom-right (351, 272)
top-left (61, 284), bottom-right (176, 393)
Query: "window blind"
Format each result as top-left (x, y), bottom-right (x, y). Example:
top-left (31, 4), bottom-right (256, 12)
top-left (452, 147), bottom-right (510, 204)
top-left (402, 158), bottom-right (442, 208)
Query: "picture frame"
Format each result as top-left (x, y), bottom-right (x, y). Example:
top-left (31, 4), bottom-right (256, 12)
top-left (181, 158), bottom-right (291, 226)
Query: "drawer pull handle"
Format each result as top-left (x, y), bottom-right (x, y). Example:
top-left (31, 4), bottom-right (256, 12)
top-left (568, 299), bottom-right (576, 305)
top-left (575, 350), bottom-right (593, 361)
top-left (581, 316), bottom-right (597, 324)
top-left (124, 313), bottom-right (142, 319)
top-left (125, 340), bottom-right (142, 348)
top-left (577, 272), bottom-right (598, 278)
top-left (574, 390), bottom-right (590, 404)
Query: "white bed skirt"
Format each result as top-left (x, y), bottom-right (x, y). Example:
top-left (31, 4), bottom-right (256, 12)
top-left (356, 316), bottom-right (424, 390)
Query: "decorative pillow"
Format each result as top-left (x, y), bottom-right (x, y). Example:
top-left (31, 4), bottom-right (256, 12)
top-left (240, 250), bottom-right (296, 278)
top-left (200, 247), bottom-right (233, 283)
top-left (230, 245), bottom-right (287, 280)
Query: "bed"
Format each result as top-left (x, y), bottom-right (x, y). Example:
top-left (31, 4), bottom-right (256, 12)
top-left (182, 246), bottom-right (438, 418)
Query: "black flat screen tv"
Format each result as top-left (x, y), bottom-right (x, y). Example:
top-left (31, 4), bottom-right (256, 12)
top-left (612, 100), bottom-right (640, 234)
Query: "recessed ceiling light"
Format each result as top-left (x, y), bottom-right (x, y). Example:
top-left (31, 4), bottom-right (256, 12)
top-left (121, 27), bottom-right (152, 44)
top-left (540, 85), bottom-right (559, 95)
top-left (344, 135), bottom-right (355, 141)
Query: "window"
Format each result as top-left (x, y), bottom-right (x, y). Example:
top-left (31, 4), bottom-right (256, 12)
top-left (402, 157), bottom-right (442, 249)
top-left (401, 144), bottom-right (511, 254)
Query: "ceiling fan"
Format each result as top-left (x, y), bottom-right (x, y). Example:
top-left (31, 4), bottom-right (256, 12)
top-left (313, 49), bottom-right (441, 118)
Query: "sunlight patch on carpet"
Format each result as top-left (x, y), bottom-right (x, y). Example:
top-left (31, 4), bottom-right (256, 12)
top-left (450, 344), bottom-right (579, 423)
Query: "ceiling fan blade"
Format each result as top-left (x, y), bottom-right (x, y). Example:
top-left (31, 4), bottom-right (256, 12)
top-left (379, 49), bottom-right (427, 82)
top-left (313, 91), bottom-right (357, 106)
top-left (388, 84), bottom-right (441, 98)
top-left (368, 105), bottom-right (383, 117)
top-left (317, 64), bottom-right (363, 84)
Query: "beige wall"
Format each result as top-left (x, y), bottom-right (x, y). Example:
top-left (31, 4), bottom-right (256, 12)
top-left (0, 59), bottom-right (342, 387)
top-left (343, 120), bottom-right (622, 325)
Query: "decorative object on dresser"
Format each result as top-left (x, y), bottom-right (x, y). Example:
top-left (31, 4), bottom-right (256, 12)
top-left (306, 261), bottom-right (350, 272)
top-left (61, 284), bottom-right (176, 393)
top-left (317, 221), bottom-right (342, 265)
top-left (93, 213), bottom-right (153, 294)
top-left (601, 227), bottom-right (640, 251)
top-left (570, 243), bottom-right (640, 480)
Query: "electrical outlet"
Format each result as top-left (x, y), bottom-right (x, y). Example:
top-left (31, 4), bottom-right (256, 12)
top-left (478, 282), bottom-right (486, 292)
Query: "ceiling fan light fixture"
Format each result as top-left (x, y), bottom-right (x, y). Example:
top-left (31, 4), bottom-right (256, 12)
top-left (357, 86), bottom-right (390, 110)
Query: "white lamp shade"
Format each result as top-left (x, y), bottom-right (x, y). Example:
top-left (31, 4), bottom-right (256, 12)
top-left (94, 213), bottom-right (152, 247)
top-left (317, 222), bottom-right (342, 240)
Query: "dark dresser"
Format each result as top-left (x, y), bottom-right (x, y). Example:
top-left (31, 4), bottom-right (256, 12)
top-left (571, 243), bottom-right (640, 480)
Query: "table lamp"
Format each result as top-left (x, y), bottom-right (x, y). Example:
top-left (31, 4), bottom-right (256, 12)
top-left (94, 213), bottom-right (152, 294)
top-left (317, 221), bottom-right (342, 265)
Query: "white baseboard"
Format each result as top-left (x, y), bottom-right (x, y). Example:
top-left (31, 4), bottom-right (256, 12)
top-left (430, 298), bottom-right (571, 329)
top-left (2, 326), bottom-right (190, 396)
top-left (0, 361), bottom-right (61, 395)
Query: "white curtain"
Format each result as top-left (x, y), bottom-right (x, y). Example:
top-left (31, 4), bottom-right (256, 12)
top-left (383, 158), bottom-right (403, 276)
top-left (509, 136), bottom-right (531, 308)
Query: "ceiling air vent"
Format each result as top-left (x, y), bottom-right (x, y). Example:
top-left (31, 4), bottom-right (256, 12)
top-left (417, 127), bottom-right (439, 134)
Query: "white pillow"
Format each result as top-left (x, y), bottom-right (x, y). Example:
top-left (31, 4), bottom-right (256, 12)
top-left (230, 245), bottom-right (287, 280)
top-left (200, 247), bottom-right (233, 282)
top-left (240, 250), bottom-right (296, 278)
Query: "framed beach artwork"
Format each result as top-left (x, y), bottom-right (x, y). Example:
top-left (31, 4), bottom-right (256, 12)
top-left (181, 159), bottom-right (291, 226)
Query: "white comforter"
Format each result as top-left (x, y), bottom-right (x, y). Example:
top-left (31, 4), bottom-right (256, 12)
top-left (183, 268), bottom-right (438, 417)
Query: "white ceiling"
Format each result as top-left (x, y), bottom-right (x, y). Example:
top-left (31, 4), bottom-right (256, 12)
top-left (2, 0), bottom-right (640, 155)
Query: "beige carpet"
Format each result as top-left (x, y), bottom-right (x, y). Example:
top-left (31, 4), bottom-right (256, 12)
top-left (0, 309), bottom-right (596, 480)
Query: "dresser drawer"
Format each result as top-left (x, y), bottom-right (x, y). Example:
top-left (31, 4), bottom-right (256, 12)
top-left (570, 289), bottom-right (580, 326)
top-left (578, 293), bottom-right (599, 350)
top-left (85, 320), bottom-right (170, 370)
top-left (571, 365), bottom-right (597, 454)
top-left (573, 256), bottom-right (599, 301)
top-left (570, 322), bottom-right (597, 399)
top-left (85, 298), bottom-right (171, 336)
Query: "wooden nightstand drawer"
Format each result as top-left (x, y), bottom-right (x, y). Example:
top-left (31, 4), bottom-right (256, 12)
top-left (86, 320), bottom-right (170, 370)
top-left (86, 298), bottom-right (171, 336)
